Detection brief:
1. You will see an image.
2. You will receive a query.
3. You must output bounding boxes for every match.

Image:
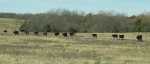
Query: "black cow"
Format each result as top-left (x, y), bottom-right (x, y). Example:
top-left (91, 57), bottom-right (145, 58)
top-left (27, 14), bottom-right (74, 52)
top-left (13, 30), bottom-right (19, 35)
top-left (3, 30), bottom-right (7, 33)
top-left (43, 32), bottom-right (48, 36)
top-left (119, 34), bottom-right (124, 40)
top-left (24, 31), bottom-right (29, 35)
top-left (112, 34), bottom-right (118, 40)
top-left (69, 32), bottom-right (75, 36)
top-left (62, 33), bottom-right (68, 37)
top-left (34, 32), bottom-right (39, 35)
top-left (54, 32), bottom-right (60, 36)
top-left (136, 35), bottom-right (143, 42)
top-left (20, 30), bottom-right (25, 32)
top-left (92, 34), bottom-right (97, 38)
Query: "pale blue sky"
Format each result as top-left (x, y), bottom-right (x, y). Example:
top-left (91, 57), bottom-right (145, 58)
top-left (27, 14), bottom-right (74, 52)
top-left (0, 0), bottom-right (150, 16)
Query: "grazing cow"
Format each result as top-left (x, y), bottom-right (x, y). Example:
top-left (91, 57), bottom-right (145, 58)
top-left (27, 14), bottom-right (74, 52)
top-left (119, 34), bottom-right (124, 40)
top-left (43, 32), bottom-right (48, 36)
top-left (54, 32), bottom-right (60, 36)
top-left (3, 30), bottom-right (7, 33)
top-left (112, 34), bottom-right (118, 40)
top-left (24, 31), bottom-right (29, 35)
top-left (20, 30), bottom-right (25, 32)
top-left (136, 35), bottom-right (143, 42)
top-left (62, 33), bottom-right (68, 37)
top-left (13, 30), bottom-right (19, 35)
top-left (92, 34), bottom-right (97, 38)
top-left (69, 32), bottom-right (75, 36)
top-left (34, 32), bottom-right (39, 35)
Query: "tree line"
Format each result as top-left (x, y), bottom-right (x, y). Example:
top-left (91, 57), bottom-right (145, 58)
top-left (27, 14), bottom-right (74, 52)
top-left (1, 9), bottom-right (150, 33)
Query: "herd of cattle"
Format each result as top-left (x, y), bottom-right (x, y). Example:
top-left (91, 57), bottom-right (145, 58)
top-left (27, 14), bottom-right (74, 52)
top-left (3, 30), bottom-right (76, 37)
top-left (2, 30), bottom-right (143, 42)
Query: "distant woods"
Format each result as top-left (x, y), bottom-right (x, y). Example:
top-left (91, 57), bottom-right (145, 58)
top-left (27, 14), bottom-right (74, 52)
top-left (1, 9), bottom-right (150, 32)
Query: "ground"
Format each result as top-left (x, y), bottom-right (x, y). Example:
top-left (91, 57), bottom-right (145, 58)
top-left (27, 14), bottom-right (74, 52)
top-left (0, 33), bottom-right (149, 64)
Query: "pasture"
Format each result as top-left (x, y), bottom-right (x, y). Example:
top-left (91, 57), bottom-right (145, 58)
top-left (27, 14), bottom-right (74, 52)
top-left (0, 33), bottom-right (150, 64)
top-left (0, 18), bottom-right (150, 64)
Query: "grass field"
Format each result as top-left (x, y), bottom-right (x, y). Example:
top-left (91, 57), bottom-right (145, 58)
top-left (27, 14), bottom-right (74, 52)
top-left (0, 18), bottom-right (150, 64)
top-left (0, 33), bottom-right (149, 64)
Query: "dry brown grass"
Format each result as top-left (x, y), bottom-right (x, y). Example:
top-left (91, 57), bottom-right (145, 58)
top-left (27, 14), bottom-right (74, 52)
top-left (0, 33), bottom-right (149, 64)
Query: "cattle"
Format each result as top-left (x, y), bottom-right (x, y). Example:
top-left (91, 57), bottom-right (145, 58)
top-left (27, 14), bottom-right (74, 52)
top-left (13, 30), bottom-right (19, 35)
top-left (69, 32), bottom-right (75, 36)
top-left (112, 34), bottom-right (118, 40)
top-left (54, 32), bottom-right (60, 36)
top-left (92, 34), bottom-right (97, 38)
top-left (43, 32), bottom-right (48, 36)
top-left (34, 32), bottom-right (39, 35)
top-left (3, 30), bottom-right (7, 33)
top-left (119, 34), bottom-right (124, 40)
top-left (136, 35), bottom-right (143, 42)
top-left (20, 30), bottom-right (25, 32)
top-left (24, 31), bottom-right (29, 35)
top-left (62, 33), bottom-right (68, 37)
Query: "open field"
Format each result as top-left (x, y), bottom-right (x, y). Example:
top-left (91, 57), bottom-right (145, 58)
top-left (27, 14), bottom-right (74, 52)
top-left (0, 18), bottom-right (150, 64)
top-left (0, 33), bottom-right (150, 64)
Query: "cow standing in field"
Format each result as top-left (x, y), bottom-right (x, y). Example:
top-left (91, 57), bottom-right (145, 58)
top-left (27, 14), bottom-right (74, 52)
top-left (3, 30), bottom-right (8, 35)
top-left (43, 32), bottom-right (48, 36)
top-left (34, 32), bottom-right (39, 35)
top-left (20, 30), bottom-right (29, 35)
top-left (112, 34), bottom-right (118, 40)
top-left (136, 35), bottom-right (143, 42)
top-left (20, 30), bottom-right (25, 32)
top-left (24, 31), bottom-right (29, 35)
top-left (119, 34), bottom-right (125, 40)
top-left (69, 32), bottom-right (75, 36)
top-left (92, 34), bottom-right (97, 38)
top-left (3, 30), bottom-right (7, 33)
top-left (62, 33), bottom-right (68, 37)
top-left (13, 30), bottom-right (19, 35)
top-left (54, 32), bottom-right (60, 36)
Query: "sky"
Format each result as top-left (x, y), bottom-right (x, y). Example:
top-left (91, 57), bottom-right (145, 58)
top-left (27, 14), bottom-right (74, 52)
top-left (0, 0), bottom-right (150, 16)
